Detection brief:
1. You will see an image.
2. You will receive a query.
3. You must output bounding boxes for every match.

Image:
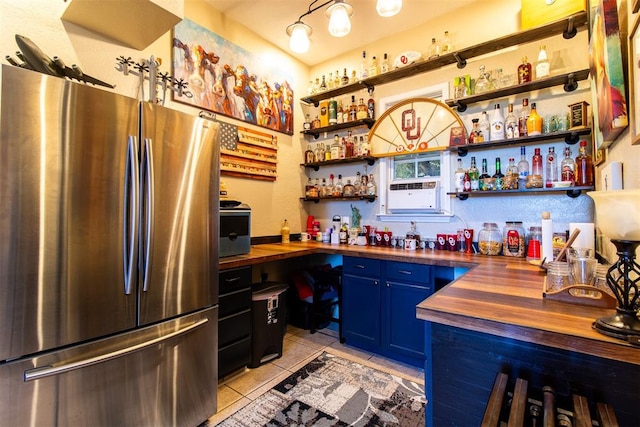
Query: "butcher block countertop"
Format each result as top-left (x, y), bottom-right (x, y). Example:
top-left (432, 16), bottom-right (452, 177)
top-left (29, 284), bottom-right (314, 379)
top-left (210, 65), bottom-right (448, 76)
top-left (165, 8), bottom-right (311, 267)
top-left (219, 242), bottom-right (639, 365)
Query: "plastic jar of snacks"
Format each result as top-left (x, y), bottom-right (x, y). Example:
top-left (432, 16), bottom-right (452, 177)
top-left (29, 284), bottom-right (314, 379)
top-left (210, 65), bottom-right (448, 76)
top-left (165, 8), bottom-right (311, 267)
top-left (503, 221), bottom-right (525, 257)
top-left (478, 222), bottom-right (502, 255)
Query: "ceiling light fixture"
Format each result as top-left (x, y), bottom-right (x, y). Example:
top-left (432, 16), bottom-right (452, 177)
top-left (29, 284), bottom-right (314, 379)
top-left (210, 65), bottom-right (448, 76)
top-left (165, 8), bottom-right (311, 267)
top-left (286, 21), bottom-right (312, 53)
top-left (326, 0), bottom-right (353, 38)
top-left (376, 0), bottom-right (403, 17)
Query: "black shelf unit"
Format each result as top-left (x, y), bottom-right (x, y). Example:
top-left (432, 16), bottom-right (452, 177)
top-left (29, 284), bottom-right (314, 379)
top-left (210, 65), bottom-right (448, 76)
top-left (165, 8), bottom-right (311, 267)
top-left (301, 156), bottom-right (376, 171)
top-left (301, 118), bottom-right (375, 139)
top-left (448, 185), bottom-right (594, 200)
top-left (449, 128), bottom-right (592, 157)
top-left (301, 195), bottom-right (377, 203)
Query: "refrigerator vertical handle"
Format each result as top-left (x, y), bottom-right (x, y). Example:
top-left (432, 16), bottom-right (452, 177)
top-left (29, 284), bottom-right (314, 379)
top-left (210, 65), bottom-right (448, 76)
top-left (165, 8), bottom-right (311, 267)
top-left (142, 138), bottom-right (154, 292)
top-left (124, 136), bottom-right (139, 295)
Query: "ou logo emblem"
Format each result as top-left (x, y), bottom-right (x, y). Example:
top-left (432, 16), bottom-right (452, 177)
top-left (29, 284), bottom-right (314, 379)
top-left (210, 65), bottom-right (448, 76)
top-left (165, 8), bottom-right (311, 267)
top-left (401, 109), bottom-right (421, 141)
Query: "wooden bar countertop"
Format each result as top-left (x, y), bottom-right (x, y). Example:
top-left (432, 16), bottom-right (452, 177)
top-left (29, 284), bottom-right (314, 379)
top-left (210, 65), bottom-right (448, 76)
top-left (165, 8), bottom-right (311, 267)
top-left (219, 242), bottom-right (639, 365)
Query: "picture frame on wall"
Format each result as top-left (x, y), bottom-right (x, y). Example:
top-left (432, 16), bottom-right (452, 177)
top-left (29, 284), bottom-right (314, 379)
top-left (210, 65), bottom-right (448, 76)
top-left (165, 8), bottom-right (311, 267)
top-left (172, 19), bottom-right (294, 135)
top-left (588, 0), bottom-right (629, 149)
top-left (630, 15), bottom-right (640, 145)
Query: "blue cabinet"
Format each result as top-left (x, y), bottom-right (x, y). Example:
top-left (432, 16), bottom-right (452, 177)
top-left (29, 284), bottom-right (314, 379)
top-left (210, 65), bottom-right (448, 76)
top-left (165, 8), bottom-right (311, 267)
top-left (342, 256), bottom-right (433, 366)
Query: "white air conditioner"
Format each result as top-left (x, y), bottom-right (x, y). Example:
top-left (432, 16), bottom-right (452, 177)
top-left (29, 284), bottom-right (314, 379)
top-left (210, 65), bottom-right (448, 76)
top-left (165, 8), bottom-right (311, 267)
top-left (387, 180), bottom-right (439, 212)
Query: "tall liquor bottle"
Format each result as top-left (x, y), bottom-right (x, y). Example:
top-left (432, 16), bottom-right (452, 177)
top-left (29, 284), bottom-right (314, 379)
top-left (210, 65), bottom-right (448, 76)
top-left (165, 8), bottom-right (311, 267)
top-left (518, 56), bottom-right (532, 84)
top-left (526, 102), bottom-right (542, 136)
top-left (545, 147), bottom-right (558, 188)
top-left (490, 104), bottom-right (505, 141)
top-left (367, 94), bottom-right (375, 119)
top-left (518, 98), bottom-right (531, 137)
top-left (505, 103), bottom-right (519, 139)
top-left (349, 95), bottom-right (358, 122)
top-left (575, 140), bottom-right (594, 186)
top-left (469, 156), bottom-right (480, 191)
top-left (492, 157), bottom-right (505, 190)
top-left (454, 158), bottom-right (465, 192)
top-left (478, 158), bottom-right (490, 191)
top-left (517, 146), bottom-right (529, 188)
top-left (531, 147), bottom-right (543, 177)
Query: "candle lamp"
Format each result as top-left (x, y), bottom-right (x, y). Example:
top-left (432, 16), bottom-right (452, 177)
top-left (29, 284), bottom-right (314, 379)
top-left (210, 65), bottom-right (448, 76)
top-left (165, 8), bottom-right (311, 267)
top-left (588, 190), bottom-right (640, 344)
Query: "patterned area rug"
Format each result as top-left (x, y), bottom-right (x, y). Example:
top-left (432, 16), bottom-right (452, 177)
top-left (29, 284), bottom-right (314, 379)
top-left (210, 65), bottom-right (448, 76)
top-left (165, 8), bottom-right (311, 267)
top-left (213, 352), bottom-right (426, 427)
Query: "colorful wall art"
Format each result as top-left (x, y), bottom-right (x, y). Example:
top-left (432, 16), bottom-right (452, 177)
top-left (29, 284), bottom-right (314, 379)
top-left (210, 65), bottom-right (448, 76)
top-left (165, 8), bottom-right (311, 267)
top-left (173, 19), bottom-right (294, 135)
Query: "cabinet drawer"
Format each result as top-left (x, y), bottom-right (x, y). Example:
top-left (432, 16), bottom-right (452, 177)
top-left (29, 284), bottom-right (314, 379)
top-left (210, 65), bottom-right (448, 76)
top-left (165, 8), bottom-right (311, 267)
top-left (218, 337), bottom-right (251, 378)
top-left (219, 266), bottom-right (252, 295)
top-left (386, 261), bottom-right (433, 285)
top-left (343, 256), bottom-right (381, 277)
top-left (219, 309), bottom-right (251, 347)
top-left (219, 287), bottom-right (251, 318)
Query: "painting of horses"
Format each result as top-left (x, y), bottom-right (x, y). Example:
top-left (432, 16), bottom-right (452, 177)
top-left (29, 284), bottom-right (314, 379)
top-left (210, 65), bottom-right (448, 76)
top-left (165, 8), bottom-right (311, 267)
top-left (172, 19), bottom-right (294, 135)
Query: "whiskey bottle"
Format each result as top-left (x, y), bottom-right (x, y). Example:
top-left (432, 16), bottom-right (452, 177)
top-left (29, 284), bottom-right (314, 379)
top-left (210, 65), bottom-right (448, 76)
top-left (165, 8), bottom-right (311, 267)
top-left (575, 140), bottom-right (594, 186)
top-left (356, 98), bottom-right (368, 120)
top-left (454, 158), bottom-right (465, 192)
top-left (330, 135), bottom-right (340, 160)
top-left (324, 144), bottom-right (331, 161)
top-left (518, 56), bottom-right (532, 84)
top-left (349, 95), bottom-right (358, 122)
top-left (367, 94), bottom-right (375, 119)
top-left (319, 75), bottom-right (327, 92)
top-left (342, 99), bottom-right (350, 123)
top-left (327, 72), bottom-right (334, 89)
top-left (341, 68), bottom-right (349, 86)
top-left (304, 144), bottom-right (314, 163)
top-left (345, 131), bottom-right (354, 157)
top-left (337, 100), bottom-right (344, 124)
top-left (366, 174), bottom-right (377, 196)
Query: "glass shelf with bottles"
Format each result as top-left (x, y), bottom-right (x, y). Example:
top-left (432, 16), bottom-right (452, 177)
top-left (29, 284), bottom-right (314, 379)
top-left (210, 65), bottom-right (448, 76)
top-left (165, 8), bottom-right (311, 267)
top-left (302, 118), bottom-right (375, 140)
top-left (300, 11), bottom-right (588, 107)
top-left (445, 69), bottom-right (590, 113)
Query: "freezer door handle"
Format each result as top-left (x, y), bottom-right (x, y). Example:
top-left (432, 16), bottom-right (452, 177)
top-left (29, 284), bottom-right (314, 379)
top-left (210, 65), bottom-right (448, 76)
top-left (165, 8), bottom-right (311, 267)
top-left (124, 136), bottom-right (140, 295)
top-left (142, 137), bottom-right (155, 292)
top-left (23, 318), bottom-right (209, 382)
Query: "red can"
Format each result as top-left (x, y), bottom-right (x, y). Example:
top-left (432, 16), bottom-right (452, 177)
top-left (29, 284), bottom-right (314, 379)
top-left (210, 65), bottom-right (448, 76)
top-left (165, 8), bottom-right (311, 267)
top-left (447, 234), bottom-right (457, 251)
top-left (436, 233), bottom-right (446, 250)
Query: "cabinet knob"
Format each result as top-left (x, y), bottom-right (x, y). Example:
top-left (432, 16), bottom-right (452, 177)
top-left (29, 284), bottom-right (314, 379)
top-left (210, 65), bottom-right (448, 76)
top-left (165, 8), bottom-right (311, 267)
top-left (374, 280), bottom-right (379, 286)
top-left (386, 282), bottom-right (390, 288)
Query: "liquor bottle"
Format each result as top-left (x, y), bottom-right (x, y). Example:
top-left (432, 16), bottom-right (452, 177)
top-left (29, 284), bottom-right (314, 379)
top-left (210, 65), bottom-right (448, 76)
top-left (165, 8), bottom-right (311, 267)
top-left (333, 70), bottom-right (340, 88)
top-left (575, 140), bottom-right (594, 186)
top-left (531, 147), bottom-right (543, 177)
top-left (328, 99), bottom-right (338, 125)
top-left (506, 157), bottom-right (519, 189)
top-left (359, 173), bottom-right (368, 195)
top-left (330, 135), bottom-right (340, 160)
top-left (350, 70), bottom-right (358, 84)
top-left (305, 177), bottom-right (315, 198)
top-left (526, 102), bottom-right (542, 136)
top-left (303, 113), bottom-right (311, 131)
top-left (479, 111), bottom-right (490, 142)
top-left (545, 147), bottom-right (558, 188)
top-left (341, 68), bottom-right (349, 86)
top-left (337, 100), bottom-right (344, 124)
top-left (320, 178), bottom-right (330, 198)
top-left (429, 37), bottom-right (440, 58)
top-left (454, 158), bottom-right (465, 192)
top-left (360, 135), bottom-right (370, 156)
top-left (505, 104), bottom-right (519, 139)
top-left (307, 80), bottom-right (315, 95)
top-left (314, 144), bottom-right (323, 162)
top-left (319, 75), bottom-right (327, 92)
top-left (304, 144), bottom-right (314, 163)
top-left (441, 30), bottom-right (452, 53)
top-left (349, 95), bottom-right (358, 122)
top-left (312, 115), bottom-right (321, 129)
top-left (518, 98), bottom-right (531, 137)
top-left (454, 76), bottom-right (468, 99)
top-left (517, 146), bottom-right (529, 188)
top-left (324, 144), bottom-right (331, 161)
top-left (560, 147), bottom-right (575, 183)
top-left (367, 94), bottom-right (375, 119)
top-left (342, 179), bottom-right (355, 197)
top-left (356, 98), bottom-right (368, 120)
top-left (327, 72), bottom-right (334, 89)
top-left (470, 118), bottom-right (483, 143)
top-left (536, 45), bottom-right (550, 79)
top-left (313, 77), bottom-right (320, 93)
top-left (462, 169), bottom-right (471, 192)
top-left (469, 156), bottom-right (480, 191)
top-left (368, 56), bottom-right (379, 77)
top-left (366, 173), bottom-right (377, 196)
top-left (354, 171), bottom-right (362, 195)
top-left (381, 53), bottom-right (390, 73)
top-left (345, 131), bottom-right (354, 157)
top-left (492, 157), bottom-right (505, 190)
top-left (360, 50), bottom-right (369, 80)
top-left (339, 137), bottom-right (346, 159)
top-left (518, 56), bottom-right (532, 84)
top-left (333, 174), bottom-right (344, 197)
top-left (490, 104), bottom-right (505, 141)
top-left (342, 99), bottom-right (350, 123)
top-left (474, 65), bottom-right (492, 94)
top-left (478, 158), bottom-right (490, 191)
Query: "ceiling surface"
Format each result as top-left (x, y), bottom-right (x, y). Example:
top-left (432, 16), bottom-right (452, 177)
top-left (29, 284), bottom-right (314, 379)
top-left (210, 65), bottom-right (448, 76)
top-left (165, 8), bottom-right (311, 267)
top-left (205, 0), bottom-right (477, 66)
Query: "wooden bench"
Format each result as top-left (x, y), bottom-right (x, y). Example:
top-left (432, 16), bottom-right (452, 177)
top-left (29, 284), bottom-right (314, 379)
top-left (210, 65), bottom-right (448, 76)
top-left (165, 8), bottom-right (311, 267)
top-left (481, 372), bottom-right (619, 427)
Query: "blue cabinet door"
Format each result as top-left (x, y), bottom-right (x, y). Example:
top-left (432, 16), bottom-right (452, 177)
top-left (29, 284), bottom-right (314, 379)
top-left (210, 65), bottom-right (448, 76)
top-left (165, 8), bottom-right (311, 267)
top-left (342, 274), bottom-right (381, 347)
top-left (384, 280), bottom-right (432, 358)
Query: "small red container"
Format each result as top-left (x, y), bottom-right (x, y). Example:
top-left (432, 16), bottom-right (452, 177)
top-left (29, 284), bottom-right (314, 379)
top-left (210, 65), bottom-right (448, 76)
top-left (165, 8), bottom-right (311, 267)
top-left (436, 234), bottom-right (446, 250)
top-left (464, 229), bottom-right (474, 253)
top-left (447, 234), bottom-right (457, 251)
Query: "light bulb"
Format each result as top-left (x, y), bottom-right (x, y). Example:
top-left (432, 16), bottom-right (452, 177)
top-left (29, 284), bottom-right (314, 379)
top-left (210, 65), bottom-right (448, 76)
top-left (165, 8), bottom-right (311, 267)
top-left (286, 21), bottom-right (311, 53)
top-left (326, 1), bottom-right (352, 38)
top-left (376, 0), bottom-right (402, 17)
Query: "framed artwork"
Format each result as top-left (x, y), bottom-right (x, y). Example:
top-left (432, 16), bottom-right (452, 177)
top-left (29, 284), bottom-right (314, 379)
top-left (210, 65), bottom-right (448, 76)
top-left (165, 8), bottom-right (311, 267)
top-left (172, 19), bottom-right (294, 135)
top-left (588, 0), bottom-right (629, 149)
top-left (630, 15), bottom-right (640, 144)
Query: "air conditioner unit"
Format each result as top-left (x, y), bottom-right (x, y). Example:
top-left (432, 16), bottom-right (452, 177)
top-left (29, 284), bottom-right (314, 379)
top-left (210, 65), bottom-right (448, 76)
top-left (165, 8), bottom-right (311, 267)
top-left (387, 180), bottom-right (439, 212)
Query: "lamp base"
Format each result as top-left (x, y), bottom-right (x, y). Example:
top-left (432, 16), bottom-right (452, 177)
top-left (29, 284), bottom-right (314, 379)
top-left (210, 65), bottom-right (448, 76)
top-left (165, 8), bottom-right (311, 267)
top-left (593, 310), bottom-right (640, 345)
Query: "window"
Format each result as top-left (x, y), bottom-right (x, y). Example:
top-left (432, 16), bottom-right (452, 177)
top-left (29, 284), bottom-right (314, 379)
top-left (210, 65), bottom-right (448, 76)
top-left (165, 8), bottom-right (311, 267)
top-left (392, 153), bottom-right (441, 180)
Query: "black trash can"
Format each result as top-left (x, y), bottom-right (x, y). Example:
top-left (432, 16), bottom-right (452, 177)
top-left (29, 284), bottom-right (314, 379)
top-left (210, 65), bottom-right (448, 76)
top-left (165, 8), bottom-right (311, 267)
top-left (249, 281), bottom-right (288, 368)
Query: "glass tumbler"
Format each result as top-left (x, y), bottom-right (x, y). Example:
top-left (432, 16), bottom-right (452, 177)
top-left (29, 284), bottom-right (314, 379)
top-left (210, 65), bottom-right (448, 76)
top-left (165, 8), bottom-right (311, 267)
top-left (546, 261), bottom-right (573, 292)
top-left (568, 247), bottom-right (597, 285)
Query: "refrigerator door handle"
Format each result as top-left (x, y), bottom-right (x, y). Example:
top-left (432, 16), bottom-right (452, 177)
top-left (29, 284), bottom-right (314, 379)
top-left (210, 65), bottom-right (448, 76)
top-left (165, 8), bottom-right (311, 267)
top-left (23, 318), bottom-right (209, 382)
top-left (142, 137), bottom-right (155, 292)
top-left (124, 136), bottom-right (139, 295)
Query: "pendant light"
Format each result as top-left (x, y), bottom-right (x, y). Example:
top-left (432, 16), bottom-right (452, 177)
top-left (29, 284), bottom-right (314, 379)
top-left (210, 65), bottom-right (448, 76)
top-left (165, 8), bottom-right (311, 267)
top-left (326, 0), bottom-right (353, 38)
top-left (286, 21), bottom-right (312, 53)
top-left (376, 0), bottom-right (402, 17)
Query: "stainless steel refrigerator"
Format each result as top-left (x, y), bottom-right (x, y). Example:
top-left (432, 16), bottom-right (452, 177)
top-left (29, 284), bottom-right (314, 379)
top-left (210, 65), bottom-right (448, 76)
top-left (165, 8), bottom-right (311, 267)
top-left (0, 65), bottom-right (220, 426)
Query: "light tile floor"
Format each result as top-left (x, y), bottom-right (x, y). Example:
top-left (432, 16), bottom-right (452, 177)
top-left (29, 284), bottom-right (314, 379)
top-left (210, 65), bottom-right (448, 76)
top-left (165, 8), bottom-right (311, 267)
top-left (206, 324), bottom-right (425, 425)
